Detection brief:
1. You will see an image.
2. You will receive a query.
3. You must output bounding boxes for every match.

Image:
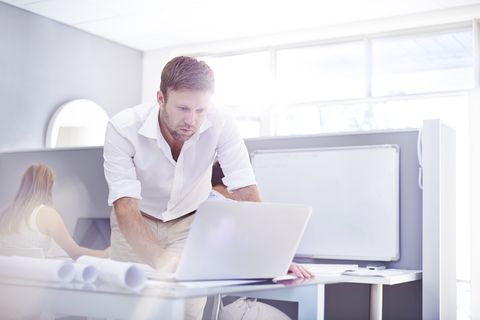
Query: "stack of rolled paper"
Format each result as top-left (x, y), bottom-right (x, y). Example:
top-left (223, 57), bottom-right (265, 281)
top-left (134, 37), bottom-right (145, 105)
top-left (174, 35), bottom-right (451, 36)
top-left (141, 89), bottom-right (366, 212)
top-left (0, 255), bottom-right (146, 291)
top-left (77, 255), bottom-right (146, 291)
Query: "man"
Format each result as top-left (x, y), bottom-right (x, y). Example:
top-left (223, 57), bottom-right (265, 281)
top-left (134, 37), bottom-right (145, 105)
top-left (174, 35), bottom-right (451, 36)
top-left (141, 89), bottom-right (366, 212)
top-left (103, 56), bottom-right (311, 318)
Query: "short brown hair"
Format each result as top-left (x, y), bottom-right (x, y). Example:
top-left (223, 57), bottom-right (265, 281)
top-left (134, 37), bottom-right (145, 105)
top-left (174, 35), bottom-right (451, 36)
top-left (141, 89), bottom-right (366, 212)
top-left (160, 56), bottom-right (215, 102)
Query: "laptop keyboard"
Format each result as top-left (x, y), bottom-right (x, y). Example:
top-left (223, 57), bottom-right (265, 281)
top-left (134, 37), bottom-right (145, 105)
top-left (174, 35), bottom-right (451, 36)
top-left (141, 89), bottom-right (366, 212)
top-left (299, 263), bottom-right (359, 274)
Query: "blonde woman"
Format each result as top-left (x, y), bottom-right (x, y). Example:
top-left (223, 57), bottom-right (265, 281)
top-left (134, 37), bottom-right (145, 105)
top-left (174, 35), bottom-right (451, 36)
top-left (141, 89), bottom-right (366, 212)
top-left (0, 163), bottom-right (110, 260)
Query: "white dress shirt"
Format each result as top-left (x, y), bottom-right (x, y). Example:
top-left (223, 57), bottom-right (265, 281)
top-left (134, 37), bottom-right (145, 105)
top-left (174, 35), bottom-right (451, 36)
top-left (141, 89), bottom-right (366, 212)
top-left (103, 101), bottom-right (256, 221)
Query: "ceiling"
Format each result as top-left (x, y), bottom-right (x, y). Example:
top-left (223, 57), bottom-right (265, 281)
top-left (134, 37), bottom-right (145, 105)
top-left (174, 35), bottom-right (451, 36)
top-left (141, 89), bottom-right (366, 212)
top-left (3, 0), bottom-right (480, 52)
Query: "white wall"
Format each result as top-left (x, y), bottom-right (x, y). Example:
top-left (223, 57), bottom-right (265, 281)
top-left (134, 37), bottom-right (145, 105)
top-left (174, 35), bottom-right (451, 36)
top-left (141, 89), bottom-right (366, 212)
top-left (142, 51), bottom-right (172, 103)
top-left (0, 2), bottom-right (142, 152)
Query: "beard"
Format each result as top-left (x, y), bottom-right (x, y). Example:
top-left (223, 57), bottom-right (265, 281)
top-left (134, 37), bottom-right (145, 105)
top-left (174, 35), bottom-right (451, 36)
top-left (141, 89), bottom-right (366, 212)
top-left (160, 108), bottom-right (195, 142)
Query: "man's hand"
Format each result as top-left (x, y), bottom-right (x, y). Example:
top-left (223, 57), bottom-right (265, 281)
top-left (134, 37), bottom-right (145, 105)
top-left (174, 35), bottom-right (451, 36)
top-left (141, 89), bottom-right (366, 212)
top-left (155, 253), bottom-right (180, 273)
top-left (288, 262), bottom-right (315, 278)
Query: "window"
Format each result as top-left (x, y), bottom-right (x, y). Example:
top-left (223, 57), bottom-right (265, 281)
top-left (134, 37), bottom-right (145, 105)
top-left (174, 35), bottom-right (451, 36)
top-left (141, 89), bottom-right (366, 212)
top-left (277, 41), bottom-right (365, 104)
top-left (198, 52), bottom-right (271, 138)
top-left (200, 52), bottom-right (271, 116)
top-left (236, 118), bottom-right (261, 138)
top-left (272, 95), bottom-right (468, 134)
top-left (372, 30), bottom-right (473, 96)
top-left (271, 106), bottom-right (321, 136)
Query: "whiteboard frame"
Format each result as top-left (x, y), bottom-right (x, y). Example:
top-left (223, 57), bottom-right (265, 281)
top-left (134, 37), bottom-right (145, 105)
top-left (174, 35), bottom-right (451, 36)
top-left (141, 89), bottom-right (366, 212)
top-left (251, 144), bottom-right (400, 262)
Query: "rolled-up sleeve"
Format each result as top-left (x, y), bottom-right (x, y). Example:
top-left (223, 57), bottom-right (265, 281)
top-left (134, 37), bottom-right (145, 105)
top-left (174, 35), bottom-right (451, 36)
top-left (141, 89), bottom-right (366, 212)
top-left (103, 121), bottom-right (142, 205)
top-left (216, 114), bottom-right (256, 192)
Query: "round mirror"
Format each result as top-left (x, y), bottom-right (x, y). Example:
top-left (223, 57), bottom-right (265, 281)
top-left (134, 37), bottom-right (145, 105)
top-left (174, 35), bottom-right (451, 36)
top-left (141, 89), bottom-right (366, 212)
top-left (46, 99), bottom-right (110, 148)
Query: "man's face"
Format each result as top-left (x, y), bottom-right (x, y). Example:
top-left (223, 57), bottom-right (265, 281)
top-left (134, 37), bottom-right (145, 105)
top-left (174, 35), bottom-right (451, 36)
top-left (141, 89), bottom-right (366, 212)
top-left (157, 89), bottom-right (212, 142)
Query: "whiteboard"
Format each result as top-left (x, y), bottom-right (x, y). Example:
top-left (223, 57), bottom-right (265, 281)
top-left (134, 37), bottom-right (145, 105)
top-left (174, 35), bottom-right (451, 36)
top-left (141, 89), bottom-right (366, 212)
top-left (251, 145), bottom-right (400, 261)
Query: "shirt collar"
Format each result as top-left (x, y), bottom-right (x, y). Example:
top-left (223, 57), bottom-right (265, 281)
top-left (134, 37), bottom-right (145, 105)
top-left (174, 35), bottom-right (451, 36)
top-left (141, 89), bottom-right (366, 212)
top-left (183, 113), bottom-right (212, 148)
top-left (195, 102), bottom-right (215, 136)
top-left (138, 103), bottom-right (161, 140)
top-left (197, 115), bottom-right (212, 135)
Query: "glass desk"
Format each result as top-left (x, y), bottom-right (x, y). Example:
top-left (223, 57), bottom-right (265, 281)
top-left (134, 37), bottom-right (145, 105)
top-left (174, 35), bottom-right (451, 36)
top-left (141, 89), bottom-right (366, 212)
top-left (0, 275), bottom-right (347, 319)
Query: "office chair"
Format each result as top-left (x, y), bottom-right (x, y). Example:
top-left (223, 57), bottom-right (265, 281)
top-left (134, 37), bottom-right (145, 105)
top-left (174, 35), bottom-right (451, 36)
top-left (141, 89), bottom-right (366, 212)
top-left (72, 218), bottom-right (111, 250)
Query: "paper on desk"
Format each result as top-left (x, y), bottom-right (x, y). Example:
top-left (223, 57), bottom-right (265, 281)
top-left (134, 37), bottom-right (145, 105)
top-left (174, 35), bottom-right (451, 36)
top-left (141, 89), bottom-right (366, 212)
top-left (0, 256), bottom-right (75, 282)
top-left (341, 268), bottom-right (409, 277)
top-left (76, 256), bottom-right (146, 291)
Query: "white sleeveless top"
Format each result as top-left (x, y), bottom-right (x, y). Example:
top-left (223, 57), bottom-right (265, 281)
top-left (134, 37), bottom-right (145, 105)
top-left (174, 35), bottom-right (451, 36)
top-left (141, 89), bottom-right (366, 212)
top-left (0, 205), bottom-right (54, 258)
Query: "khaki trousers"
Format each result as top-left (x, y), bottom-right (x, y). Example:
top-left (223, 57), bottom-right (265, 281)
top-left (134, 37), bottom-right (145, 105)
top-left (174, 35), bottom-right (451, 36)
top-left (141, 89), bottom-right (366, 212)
top-left (110, 209), bottom-right (207, 320)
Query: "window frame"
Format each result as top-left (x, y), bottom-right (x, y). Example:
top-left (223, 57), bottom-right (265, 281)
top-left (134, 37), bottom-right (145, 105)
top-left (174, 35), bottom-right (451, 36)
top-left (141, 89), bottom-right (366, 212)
top-left (195, 21), bottom-right (473, 136)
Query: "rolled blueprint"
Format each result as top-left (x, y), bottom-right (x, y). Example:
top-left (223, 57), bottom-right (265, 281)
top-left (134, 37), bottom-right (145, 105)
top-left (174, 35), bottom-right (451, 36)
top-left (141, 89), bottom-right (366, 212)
top-left (76, 255), bottom-right (146, 291)
top-left (73, 263), bottom-right (98, 283)
top-left (0, 256), bottom-right (75, 282)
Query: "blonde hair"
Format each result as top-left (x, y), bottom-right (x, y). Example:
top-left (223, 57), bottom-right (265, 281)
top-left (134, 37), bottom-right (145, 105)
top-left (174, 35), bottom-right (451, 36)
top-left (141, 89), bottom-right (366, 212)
top-left (0, 164), bottom-right (55, 235)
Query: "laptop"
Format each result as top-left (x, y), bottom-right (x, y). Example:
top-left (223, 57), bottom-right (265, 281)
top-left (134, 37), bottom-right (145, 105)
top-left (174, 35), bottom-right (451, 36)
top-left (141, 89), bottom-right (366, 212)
top-left (146, 201), bottom-right (311, 282)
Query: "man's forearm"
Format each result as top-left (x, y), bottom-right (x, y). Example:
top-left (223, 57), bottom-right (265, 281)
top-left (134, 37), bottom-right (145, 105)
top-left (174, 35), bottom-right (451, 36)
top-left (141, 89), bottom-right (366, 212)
top-left (233, 185), bottom-right (262, 202)
top-left (113, 197), bottom-right (174, 271)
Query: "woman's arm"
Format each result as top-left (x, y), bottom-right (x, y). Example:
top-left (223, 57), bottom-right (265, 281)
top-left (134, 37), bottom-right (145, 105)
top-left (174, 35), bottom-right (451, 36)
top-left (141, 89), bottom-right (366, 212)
top-left (36, 206), bottom-right (109, 260)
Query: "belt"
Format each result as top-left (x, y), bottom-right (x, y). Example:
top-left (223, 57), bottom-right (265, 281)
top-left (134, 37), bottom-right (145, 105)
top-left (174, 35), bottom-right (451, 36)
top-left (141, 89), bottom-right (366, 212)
top-left (140, 210), bottom-right (196, 221)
